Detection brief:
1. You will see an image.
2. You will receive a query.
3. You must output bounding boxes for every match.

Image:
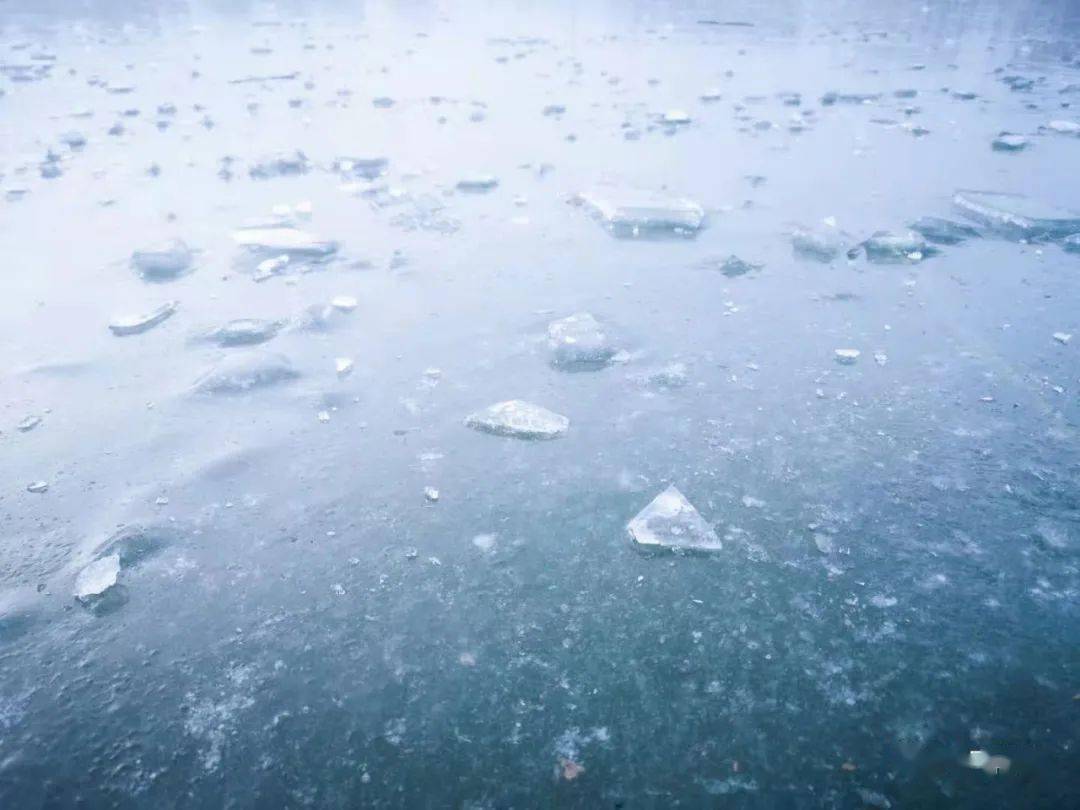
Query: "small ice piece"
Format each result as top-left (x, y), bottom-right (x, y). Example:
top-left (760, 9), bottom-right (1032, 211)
top-left (456, 175), bottom-right (499, 193)
top-left (626, 485), bottom-right (721, 551)
top-left (464, 400), bottom-right (569, 440)
top-left (964, 750), bottom-right (1011, 775)
top-left (232, 225), bottom-right (338, 257)
top-left (204, 318), bottom-right (283, 347)
top-left (1044, 120), bottom-right (1080, 136)
top-left (1061, 233), bottom-right (1080, 253)
top-left (27, 481), bottom-right (49, 493)
top-left (541, 104), bottom-right (566, 116)
top-left (248, 150), bottom-right (310, 179)
top-left (193, 351), bottom-right (299, 394)
top-left (908, 216), bottom-right (979, 245)
top-left (335, 357), bottom-right (354, 377)
top-left (424, 486), bottom-right (439, 502)
top-left (576, 191), bottom-right (705, 238)
top-left (131, 239), bottom-right (194, 281)
top-left (632, 362), bottom-right (689, 390)
top-left (472, 533), bottom-right (496, 552)
top-left (547, 312), bottom-right (616, 371)
top-left (791, 226), bottom-right (844, 261)
top-left (17, 415), bottom-right (41, 432)
top-left (834, 348), bottom-right (861, 364)
top-left (992, 132), bottom-right (1029, 152)
top-left (953, 190), bottom-right (1080, 241)
top-left (74, 554), bottom-right (120, 603)
top-left (253, 254), bottom-right (290, 281)
top-left (334, 156), bottom-right (389, 180)
top-left (109, 301), bottom-right (178, 336)
top-left (661, 109), bottom-right (691, 125)
top-left (330, 295), bottom-right (357, 312)
top-left (863, 231), bottom-right (933, 263)
top-left (1053, 332), bottom-right (1072, 344)
top-left (700, 88), bottom-right (723, 102)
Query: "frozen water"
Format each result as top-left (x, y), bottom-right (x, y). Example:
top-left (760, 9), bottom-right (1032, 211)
top-left (231, 224), bottom-right (338, 258)
top-left (953, 190), bottom-right (1080, 241)
top-left (109, 301), bottom-right (178, 336)
top-left (575, 191), bottom-right (705, 238)
top-left (908, 216), bottom-right (980, 245)
top-left (200, 318), bottom-right (283, 347)
top-left (192, 351), bottom-right (299, 394)
top-left (626, 485), bottom-right (721, 551)
top-left (73, 554), bottom-right (120, 603)
top-left (791, 226), bottom-right (846, 261)
top-left (862, 230), bottom-right (934, 263)
top-left (131, 239), bottom-right (194, 281)
top-left (464, 400), bottom-right (569, 440)
top-left (2, 2), bottom-right (1078, 807)
top-left (547, 312), bottom-right (617, 371)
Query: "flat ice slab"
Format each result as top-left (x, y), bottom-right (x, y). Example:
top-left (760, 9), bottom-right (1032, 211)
top-left (464, 400), bottom-right (569, 440)
top-left (953, 190), bottom-right (1080, 240)
top-left (576, 192), bottom-right (705, 238)
top-left (627, 485), bottom-right (722, 551)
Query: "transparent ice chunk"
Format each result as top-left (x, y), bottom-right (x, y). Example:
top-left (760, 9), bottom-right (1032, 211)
top-left (626, 485), bottom-right (721, 551)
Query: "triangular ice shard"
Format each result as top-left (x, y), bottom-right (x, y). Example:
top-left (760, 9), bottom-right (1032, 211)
top-left (627, 485), bottom-right (722, 551)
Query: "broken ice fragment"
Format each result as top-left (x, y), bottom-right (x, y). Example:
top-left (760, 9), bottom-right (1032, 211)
top-left (424, 487), bottom-right (439, 502)
top-left (575, 192), bottom-right (705, 239)
top-left (1053, 332), bottom-right (1072, 344)
top-left (834, 348), bottom-right (861, 364)
top-left (547, 312), bottom-right (617, 371)
top-left (456, 175), bottom-right (499, 193)
top-left (330, 295), bottom-right (357, 312)
top-left (335, 357), bottom-right (354, 377)
top-left (627, 485), bottom-right (721, 551)
top-left (464, 400), bottom-right (568, 440)
top-left (203, 318), bottom-right (283, 347)
top-left (26, 481), bottom-right (49, 494)
top-left (792, 226), bottom-right (845, 261)
top-left (862, 231), bottom-right (934, 263)
top-left (17, 415), bottom-right (41, 432)
top-left (908, 216), bottom-right (979, 245)
top-left (74, 554), bottom-right (120, 604)
top-left (953, 190), bottom-right (1080, 241)
top-left (1044, 120), bottom-right (1080, 136)
top-left (992, 133), bottom-right (1029, 152)
top-left (109, 301), bottom-right (178, 336)
top-left (661, 109), bottom-right (691, 125)
top-left (193, 351), bottom-right (299, 394)
top-left (232, 225), bottom-right (337, 257)
top-left (131, 239), bottom-right (194, 281)
top-left (333, 156), bottom-right (389, 180)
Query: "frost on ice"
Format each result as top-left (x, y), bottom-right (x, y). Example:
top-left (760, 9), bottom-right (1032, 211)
top-left (464, 400), bottom-right (569, 440)
top-left (627, 485), bottom-right (722, 551)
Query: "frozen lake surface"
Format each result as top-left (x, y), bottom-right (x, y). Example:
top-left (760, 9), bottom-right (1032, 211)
top-left (1, 0), bottom-right (1079, 806)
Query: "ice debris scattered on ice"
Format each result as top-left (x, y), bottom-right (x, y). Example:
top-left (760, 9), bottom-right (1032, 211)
top-left (575, 191), bottom-right (705, 238)
top-left (627, 485), bottom-right (722, 551)
top-left (109, 301), bottom-right (178, 336)
top-left (464, 400), bottom-right (569, 440)
top-left (547, 312), bottom-right (617, 371)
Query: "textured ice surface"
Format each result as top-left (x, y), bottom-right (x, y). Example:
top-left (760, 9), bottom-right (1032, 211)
top-left (193, 351), bottom-right (299, 394)
top-left (464, 400), bottom-right (569, 439)
top-left (626, 485), bottom-right (721, 551)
